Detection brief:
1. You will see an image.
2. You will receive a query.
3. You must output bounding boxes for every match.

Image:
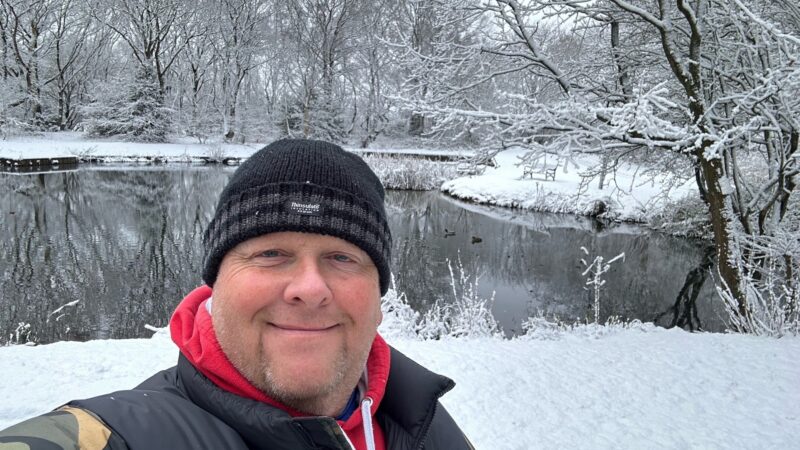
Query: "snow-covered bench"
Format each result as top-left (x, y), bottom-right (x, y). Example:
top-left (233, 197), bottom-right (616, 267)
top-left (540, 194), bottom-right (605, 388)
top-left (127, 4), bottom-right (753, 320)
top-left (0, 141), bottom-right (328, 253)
top-left (522, 164), bottom-right (557, 181)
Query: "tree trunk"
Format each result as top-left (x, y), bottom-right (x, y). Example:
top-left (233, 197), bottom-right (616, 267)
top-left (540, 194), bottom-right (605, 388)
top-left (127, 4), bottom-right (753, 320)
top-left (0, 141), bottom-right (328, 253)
top-left (27, 23), bottom-right (42, 125)
top-left (697, 150), bottom-right (748, 320)
top-left (610, 20), bottom-right (632, 98)
top-left (409, 112), bottom-right (425, 135)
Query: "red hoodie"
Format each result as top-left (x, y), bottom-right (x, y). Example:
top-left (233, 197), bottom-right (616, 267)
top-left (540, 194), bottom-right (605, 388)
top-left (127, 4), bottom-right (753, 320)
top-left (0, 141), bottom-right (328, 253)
top-left (170, 285), bottom-right (389, 450)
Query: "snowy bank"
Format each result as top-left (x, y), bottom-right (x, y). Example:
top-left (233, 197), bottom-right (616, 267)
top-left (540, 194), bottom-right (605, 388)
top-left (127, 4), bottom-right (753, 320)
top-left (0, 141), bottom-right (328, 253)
top-left (0, 132), bottom-right (472, 163)
top-left (442, 148), bottom-right (697, 223)
top-left (0, 132), bottom-right (260, 163)
top-left (1, 328), bottom-right (797, 449)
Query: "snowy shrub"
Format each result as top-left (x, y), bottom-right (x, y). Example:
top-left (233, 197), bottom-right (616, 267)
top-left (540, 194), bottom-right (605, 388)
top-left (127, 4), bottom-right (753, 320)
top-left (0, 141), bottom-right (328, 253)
top-left (721, 231), bottom-right (800, 337)
top-left (81, 65), bottom-right (173, 142)
top-left (647, 194), bottom-right (711, 238)
top-left (206, 143), bottom-right (228, 163)
top-left (276, 95), bottom-right (347, 143)
top-left (0, 78), bottom-right (39, 138)
top-left (379, 277), bottom-right (421, 340)
top-left (415, 304), bottom-right (453, 340)
top-left (0, 116), bottom-right (35, 140)
top-left (416, 257), bottom-right (502, 339)
top-left (520, 315), bottom-right (657, 340)
top-left (4, 322), bottom-right (36, 346)
top-left (379, 260), bottom-right (502, 340)
top-left (519, 316), bottom-right (568, 340)
top-left (362, 155), bottom-right (458, 190)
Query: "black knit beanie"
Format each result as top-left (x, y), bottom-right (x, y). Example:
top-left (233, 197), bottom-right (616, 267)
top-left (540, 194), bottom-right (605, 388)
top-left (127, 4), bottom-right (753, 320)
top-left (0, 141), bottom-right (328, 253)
top-left (202, 139), bottom-right (392, 295)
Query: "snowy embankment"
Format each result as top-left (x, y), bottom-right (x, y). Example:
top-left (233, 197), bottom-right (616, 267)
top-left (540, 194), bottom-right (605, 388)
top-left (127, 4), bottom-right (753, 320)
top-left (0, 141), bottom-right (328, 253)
top-left (0, 132), bottom-right (470, 163)
top-left (1, 326), bottom-right (798, 449)
top-left (442, 148), bottom-right (696, 223)
top-left (0, 132), bottom-right (260, 162)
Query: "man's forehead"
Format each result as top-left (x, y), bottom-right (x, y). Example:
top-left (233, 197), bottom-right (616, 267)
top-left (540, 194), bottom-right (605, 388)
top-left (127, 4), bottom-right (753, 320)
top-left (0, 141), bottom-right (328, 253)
top-left (236, 231), bottom-right (365, 251)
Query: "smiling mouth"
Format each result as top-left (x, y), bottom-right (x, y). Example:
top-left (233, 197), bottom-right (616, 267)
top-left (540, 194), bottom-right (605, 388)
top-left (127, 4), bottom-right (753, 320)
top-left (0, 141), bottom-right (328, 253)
top-left (269, 323), bottom-right (339, 332)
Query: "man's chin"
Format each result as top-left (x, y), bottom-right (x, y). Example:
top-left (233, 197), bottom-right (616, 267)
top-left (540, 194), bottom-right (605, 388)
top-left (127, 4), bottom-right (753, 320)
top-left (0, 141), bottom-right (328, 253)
top-left (261, 375), bottom-right (342, 414)
top-left (261, 361), bottom-right (344, 401)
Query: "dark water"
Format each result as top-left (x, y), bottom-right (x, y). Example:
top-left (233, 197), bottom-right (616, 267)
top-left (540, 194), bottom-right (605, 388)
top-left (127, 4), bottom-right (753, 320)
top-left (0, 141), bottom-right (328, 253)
top-left (0, 167), bottom-right (724, 344)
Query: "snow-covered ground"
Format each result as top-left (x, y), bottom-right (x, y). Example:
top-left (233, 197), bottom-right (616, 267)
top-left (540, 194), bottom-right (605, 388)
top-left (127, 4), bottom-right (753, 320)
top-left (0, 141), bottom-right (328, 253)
top-left (0, 132), bottom-right (260, 162)
top-left (1, 327), bottom-right (797, 449)
top-left (442, 148), bottom-right (696, 222)
top-left (0, 132), bottom-right (471, 162)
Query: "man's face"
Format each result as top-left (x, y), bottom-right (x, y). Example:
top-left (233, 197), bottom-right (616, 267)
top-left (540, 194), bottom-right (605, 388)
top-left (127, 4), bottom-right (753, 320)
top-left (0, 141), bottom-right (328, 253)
top-left (210, 231), bottom-right (382, 416)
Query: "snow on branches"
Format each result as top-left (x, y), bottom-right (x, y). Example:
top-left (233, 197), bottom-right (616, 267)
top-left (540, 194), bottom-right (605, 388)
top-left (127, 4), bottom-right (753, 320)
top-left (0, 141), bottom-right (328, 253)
top-left (397, 0), bottom-right (799, 333)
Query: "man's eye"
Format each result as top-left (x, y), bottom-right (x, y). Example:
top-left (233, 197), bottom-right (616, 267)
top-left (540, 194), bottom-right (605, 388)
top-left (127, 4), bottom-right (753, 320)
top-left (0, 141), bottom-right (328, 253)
top-left (332, 254), bottom-right (353, 263)
top-left (259, 250), bottom-right (282, 258)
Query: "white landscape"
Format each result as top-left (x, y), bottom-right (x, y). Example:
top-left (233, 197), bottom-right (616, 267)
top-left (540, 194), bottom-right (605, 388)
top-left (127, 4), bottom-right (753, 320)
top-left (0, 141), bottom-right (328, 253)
top-left (1, 316), bottom-right (798, 449)
top-left (2, 135), bottom-right (799, 449)
top-left (1, 0), bottom-right (798, 448)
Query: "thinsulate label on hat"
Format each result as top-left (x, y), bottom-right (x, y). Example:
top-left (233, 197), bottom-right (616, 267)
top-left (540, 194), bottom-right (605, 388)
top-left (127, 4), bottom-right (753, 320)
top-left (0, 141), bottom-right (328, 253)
top-left (285, 199), bottom-right (324, 216)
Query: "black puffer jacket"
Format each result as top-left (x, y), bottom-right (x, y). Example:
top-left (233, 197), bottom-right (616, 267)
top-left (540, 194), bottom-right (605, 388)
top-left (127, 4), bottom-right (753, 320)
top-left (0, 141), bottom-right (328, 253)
top-left (67, 348), bottom-right (473, 450)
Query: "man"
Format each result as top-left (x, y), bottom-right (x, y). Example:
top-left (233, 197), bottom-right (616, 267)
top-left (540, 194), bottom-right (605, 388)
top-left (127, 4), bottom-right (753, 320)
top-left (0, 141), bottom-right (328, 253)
top-left (0, 139), bottom-right (472, 450)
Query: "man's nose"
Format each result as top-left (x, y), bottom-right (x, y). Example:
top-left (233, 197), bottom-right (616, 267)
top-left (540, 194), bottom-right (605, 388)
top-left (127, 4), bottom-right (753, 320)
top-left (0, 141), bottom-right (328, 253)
top-left (283, 258), bottom-right (332, 307)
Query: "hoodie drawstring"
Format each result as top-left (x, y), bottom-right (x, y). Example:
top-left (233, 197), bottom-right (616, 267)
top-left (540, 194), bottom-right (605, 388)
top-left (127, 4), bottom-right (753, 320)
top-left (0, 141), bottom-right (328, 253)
top-left (360, 397), bottom-right (376, 450)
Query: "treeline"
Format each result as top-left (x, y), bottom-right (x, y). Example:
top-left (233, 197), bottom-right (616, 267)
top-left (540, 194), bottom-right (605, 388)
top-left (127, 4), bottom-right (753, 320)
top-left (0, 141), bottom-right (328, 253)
top-left (0, 0), bottom-right (461, 145)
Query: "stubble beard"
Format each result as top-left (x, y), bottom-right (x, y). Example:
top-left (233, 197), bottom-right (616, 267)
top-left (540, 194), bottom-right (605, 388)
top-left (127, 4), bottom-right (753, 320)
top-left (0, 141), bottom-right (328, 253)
top-left (258, 346), bottom-right (350, 415)
top-left (217, 322), bottom-right (372, 416)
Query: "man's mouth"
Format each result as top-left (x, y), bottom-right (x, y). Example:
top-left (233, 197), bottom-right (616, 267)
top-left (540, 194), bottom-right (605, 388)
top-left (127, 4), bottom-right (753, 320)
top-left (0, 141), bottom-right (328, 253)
top-left (269, 323), bottom-right (339, 333)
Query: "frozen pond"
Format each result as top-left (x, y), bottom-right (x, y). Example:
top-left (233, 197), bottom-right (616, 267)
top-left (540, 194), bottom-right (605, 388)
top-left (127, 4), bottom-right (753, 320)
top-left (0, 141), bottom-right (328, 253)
top-left (0, 167), bottom-right (725, 344)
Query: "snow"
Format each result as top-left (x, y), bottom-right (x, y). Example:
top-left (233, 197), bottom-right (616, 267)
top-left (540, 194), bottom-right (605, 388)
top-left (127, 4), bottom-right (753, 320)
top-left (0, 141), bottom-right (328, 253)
top-left (1, 328), bottom-right (797, 449)
top-left (442, 148), bottom-right (697, 222)
top-left (0, 132), bottom-right (470, 162)
top-left (0, 132), bottom-right (260, 161)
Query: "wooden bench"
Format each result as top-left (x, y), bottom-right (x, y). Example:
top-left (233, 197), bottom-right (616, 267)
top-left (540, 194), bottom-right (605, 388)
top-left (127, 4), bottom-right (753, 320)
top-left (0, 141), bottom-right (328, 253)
top-left (522, 165), bottom-right (557, 181)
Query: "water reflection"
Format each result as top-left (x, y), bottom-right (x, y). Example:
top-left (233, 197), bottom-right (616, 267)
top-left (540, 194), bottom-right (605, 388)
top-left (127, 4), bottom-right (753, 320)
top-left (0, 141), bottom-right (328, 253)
top-left (0, 168), bottom-right (726, 344)
top-left (1, 168), bottom-right (226, 343)
top-left (653, 246), bottom-right (716, 331)
top-left (388, 194), bottom-right (725, 335)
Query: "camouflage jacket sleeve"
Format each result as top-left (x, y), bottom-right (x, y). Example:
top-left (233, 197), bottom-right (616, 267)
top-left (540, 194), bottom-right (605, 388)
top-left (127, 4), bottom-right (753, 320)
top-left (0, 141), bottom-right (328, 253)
top-left (0, 406), bottom-right (129, 450)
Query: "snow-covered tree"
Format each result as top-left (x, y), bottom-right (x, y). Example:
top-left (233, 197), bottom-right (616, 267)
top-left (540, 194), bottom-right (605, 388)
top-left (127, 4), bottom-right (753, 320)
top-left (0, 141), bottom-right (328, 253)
top-left (173, 6), bottom-right (216, 141)
top-left (390, 0), bottom-right (487, 137)
top-left (275, 0), bottom-right (366, 142)
top-left (0, 0), bottom-right (58, 127)
top-left (90, 0), bottom-right (194, 94)
top-left (81, 64), bottom-right (172, 142)
top-left (404, 0), bottom-right (800, 330)
top-left (45, 0), bottom-right (110, 130)
top-left (211, 0), bottom-right (270, 143)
